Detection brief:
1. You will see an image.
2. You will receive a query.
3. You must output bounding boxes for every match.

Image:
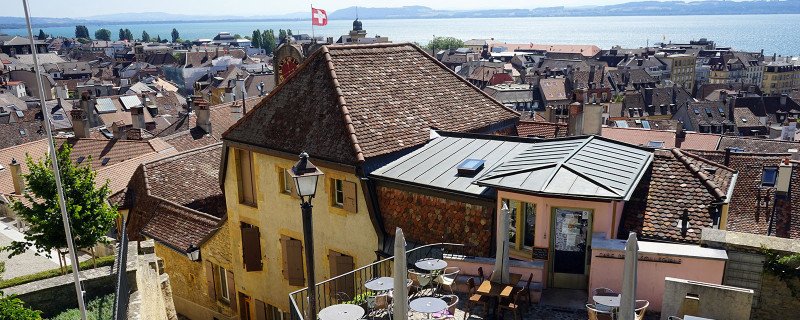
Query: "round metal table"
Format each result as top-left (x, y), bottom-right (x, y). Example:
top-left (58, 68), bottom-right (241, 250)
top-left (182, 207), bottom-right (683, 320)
top-left (593, 294), bottom-right (621, 308)
top-left (318, 304), bottom-right (365, 320)
top-left (415, 258), bottom-right (447, 272)
top-left (364, 277), bottom-right (395, 291)
top-left (409, 297), bottom-right (448, 314)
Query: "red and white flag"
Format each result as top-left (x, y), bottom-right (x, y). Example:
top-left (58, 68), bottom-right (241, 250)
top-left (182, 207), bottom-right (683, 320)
top-left (312, 7), bottom-right (327, 26)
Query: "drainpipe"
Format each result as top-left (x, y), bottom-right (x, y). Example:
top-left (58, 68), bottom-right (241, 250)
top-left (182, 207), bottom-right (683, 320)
top-left (724, 147), bottom-right (732, 167)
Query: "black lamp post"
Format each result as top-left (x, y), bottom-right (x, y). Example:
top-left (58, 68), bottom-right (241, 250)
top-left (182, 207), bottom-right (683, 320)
top-left (287, 152), bottom-right (324, 318)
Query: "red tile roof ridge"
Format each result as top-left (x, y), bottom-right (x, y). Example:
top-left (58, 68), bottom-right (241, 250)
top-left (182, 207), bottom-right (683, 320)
top-left (679, 148), bottom-right (738, 173)
top-left (321, 45), bottom-right (365, 163)
top-left (671, 148), bottom-right (728, 200)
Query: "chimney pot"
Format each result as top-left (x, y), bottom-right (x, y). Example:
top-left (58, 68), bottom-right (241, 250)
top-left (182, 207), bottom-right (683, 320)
top-left (9, 159), bottom-right (24, 195)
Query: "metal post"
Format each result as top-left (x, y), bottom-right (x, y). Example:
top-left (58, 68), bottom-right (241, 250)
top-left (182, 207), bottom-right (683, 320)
top-left (301, 200), bottom-right (317, 318)
top-left (21, 1), bottom-right (87, 319)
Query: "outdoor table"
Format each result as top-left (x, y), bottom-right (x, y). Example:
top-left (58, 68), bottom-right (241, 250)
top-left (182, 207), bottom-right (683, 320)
top-left (593, 294), bottom-right (621, 320)
top-left (318, 304), bottom-right (365, 320)
top-left (409, 297), bottom-right (448, 319)
top-left (476, 273), bottom-right (522, 318)
top-left (415, 258), bottom-right (448, 272)
top-left (684, 316), bottom-right (714, 320)
top-left (364, 277), bottom-right (395, 292)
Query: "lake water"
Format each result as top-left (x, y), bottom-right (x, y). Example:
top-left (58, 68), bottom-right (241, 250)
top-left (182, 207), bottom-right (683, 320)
top-left (3, 14), bottom-right (800, 55)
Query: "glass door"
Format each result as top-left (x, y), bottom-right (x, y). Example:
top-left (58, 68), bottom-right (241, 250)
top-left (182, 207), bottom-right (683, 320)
top-left (550, 208), bottom-right (591, 289)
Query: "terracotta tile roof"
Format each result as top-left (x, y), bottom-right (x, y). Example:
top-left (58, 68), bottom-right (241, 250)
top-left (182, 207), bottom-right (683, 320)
top-left (539, 78), bottom-right (568, 102)
top-left (620, 148), bottom-right (737, 243)
top-left (140, 200), bottom-right (219, 252)
top-left (0, 121), bottom-right (46, 149)
top-left (601, 126), bottom-right (721, 150)
top-left (223, 43), bottom-right (520, 165)
top-left (516, 121), bottom-right (567, 138)
top-left (717, 136), bottom-right (800, 153)
top-left (687, 150), bottom-right (799, 239)
top-left (162, 129), bottom-right (219, 152)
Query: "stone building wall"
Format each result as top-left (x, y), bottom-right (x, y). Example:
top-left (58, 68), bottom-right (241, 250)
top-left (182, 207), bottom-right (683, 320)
top-left (752, 273), bottom-right (800, 320)
top-left (376, 185), bottom-right (494, 256)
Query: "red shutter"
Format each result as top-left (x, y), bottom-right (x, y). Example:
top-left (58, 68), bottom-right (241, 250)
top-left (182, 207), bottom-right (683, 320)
top-left (205, 261), bottom-right (216, 301)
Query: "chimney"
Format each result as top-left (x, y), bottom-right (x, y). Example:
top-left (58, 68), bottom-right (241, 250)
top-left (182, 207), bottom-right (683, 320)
top-left (231, 101), bottom-right (242, 122)
top-left (720, 90), bottom-right (728, 103)
top-left (71, 108), bottom-right (89, 138)
top-left (567, 102), bottom-right (584, 136)
top-left (588, 65), bottom-right (596, 89)
top-left (130, 105), bottom-right (145, 130)
top-left (773, 160), bottom-right (794, 237)
top-left (9, 159), bottom-right (24, 195)
top-left (675, 121), bottom-right (686, 148)
top-left (79, 91), bottom-right (96, 127)
top-left (111, 121), bottom-right (125, 139)
top-left (790, 149), bottom-right (800, 161)
top-left (195, 99), bottom-right (211, 134)
top-left (327, 37), bottom-right (334, 44)
top-left (644, 88), bottom-right (654, 105)
top-left (724, 147), bottom-right (732, 167)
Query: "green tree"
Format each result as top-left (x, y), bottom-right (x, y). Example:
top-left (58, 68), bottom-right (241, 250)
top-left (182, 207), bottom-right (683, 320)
top-left (0, 145), bottom-right (117, 266)
top-left (118, 28), bottom-right (125, 41)
top-left (37, 29), bottom-right (46, 40)
top-left (156, 35), bottom-right (162, 43)
top-left (95, 28), bottom-right (111, 41)
top-left (141, 30), bottom-right (150, 42)
top-left (251, 29), bottom-right (261, 49)
top-left (74, 25), bottom-right (89, 39)
top-left (425, 36), bottom-right (464, 50)
top-left (234, 34), bottom-right (242, 39)
top-left (262, 29), bottom-right (276, 54)
top-left (287, 29), bottom-right (293, 40)
top-left (278, 29), bottom-right (287, 44)
top-left (125, 29), bottom-right (134, 42)
top-left (171, 28), bottom-right (180, 43)
top-left (0, 292), bottom-right (42, 320)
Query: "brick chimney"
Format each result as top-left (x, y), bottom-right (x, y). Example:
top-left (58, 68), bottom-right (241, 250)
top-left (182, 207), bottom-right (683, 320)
top-left (231, 101), bottom-right (242, 122)
top-left (111, 120), bottom-right (125, 139)
top-left (130, 105), bottom-right (145, 130)
top-left (773, 160), bottom-right (793, 237)
top-left (9, 159), bottom-right (24, 195)
top-left (675, 121), bottom-right (686, 148)
top-left (195, 99), bottom-right (211, 134)
top-left (79, 91), bottom-right (96, 127)
top-left (71, 108), bottom-right (89, 138)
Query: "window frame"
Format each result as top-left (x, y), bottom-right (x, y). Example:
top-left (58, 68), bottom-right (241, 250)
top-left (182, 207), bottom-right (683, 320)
top-left (218, 265), bottom-right (229, 301)
top-left (502, 198), bottom-right (536, 254)
top-left (333, 178), bottom-right (344, 207)
top-left (761, 167), bottom-right (778, 187)
top-left (281, 169), bottom-right (292, 194)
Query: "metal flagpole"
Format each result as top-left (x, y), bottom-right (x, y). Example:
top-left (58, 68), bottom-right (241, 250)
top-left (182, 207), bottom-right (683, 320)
top-left (311, 4), bottom-right (315, 41)
top-left (21, 1), bottom-right (88, 319)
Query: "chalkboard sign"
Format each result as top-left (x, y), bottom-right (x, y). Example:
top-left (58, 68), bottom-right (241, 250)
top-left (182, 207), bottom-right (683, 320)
top-left (531, 247), bottom-right (549, 261)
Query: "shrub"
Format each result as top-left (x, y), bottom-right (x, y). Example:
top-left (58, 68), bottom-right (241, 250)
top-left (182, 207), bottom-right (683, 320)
top-left (0, 255), bottom-right (115, 289)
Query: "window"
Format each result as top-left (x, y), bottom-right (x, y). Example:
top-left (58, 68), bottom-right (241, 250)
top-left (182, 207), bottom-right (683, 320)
top-left (761, 167), bottom-right (778, 187)
top-left (502, 199), bottom-right (536, 252)
top-left (648, 141), bottom-right (665, 147)
top-left (237, 149), bottom-right (257, 206)
top-left (241, 222), bottom-right (262, 272)
top-left (281, 169), bottom-right (293, 195)
top-left (333, 179), bottom-right (344, 206)
top-left (281, 235), bottom-right (305, 286)
top-left (205, 261), bottom-right (236, 310)
top-left (331, 179), bottom-right (358, 213)
top-left (218, 265), bottom-right (229, 300)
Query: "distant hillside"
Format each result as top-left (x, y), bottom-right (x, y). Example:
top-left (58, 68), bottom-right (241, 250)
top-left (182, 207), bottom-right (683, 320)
top-left (2, 0), bottom-right (800, 29)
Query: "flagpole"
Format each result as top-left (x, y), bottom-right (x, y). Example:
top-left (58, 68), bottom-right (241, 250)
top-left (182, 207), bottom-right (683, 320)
top-left (21, 1), bottom-right (88, 320)
top-left (311, 4), bottom-right (315, 42)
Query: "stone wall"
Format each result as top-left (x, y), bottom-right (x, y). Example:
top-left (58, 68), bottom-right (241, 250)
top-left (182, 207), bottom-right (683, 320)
top-left (5, 266), bottom-right (117, 318)
top-left (751, 273), bottom-right (800, 320)
top-left (376, 185), bottom-right (494, 256)
top-left (660, 277), bottom-right (753, 320)
top-left (128, 241), bottom-right (176, 320)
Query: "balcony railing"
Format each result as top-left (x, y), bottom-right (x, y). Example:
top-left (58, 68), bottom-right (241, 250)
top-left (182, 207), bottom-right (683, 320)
top-left (289, 242), bottom-right (476, 320)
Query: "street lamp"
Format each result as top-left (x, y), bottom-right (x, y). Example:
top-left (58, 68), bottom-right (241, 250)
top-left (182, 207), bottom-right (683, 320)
top-left (286, 152), bottom-right (323, 318)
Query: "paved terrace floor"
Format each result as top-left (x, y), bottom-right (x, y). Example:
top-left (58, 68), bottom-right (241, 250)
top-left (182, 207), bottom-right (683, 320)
top-left (0, 216), bottom-right (92, 279)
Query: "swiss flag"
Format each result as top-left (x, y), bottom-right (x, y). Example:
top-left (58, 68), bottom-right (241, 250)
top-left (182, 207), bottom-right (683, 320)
top-left (312, 8), bottom-right (327, 26)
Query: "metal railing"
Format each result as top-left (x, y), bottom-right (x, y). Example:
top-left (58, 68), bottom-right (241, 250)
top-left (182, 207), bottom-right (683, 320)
top-left (112, 220), bottom-right (130, 320)
top-left (289, 242), bottom-right (475, 320)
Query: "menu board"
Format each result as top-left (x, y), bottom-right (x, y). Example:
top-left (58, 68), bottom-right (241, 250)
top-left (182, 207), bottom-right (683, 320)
top-left (532, 246), bottom-right (549, 261)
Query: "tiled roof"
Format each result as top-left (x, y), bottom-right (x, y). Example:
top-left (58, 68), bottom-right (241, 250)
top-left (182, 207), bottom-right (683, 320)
top-left (516, 121), bottom-right (567, 138)
top-left (140, 200), bottom-right (219, 252)
top-left (601, 126), bottom-right (721, 150)
top-left (155, 96), bottom-right (260, 145)
top-left (0, 120), bottom-right (45, 149)
top-left (539, 78), bottom-right (568, 102)
top-left (223, 43), bottom-right (519, 165)
top-left (717, 136), bottom-right (800, 153)
top-left (733, 107), bottom-right (763, 129)
top-left (620, 148), bottom-right (737, 243)
top-left (687, 150), bottom-right (799, 239)
top-left (685, 101), bottom-right (734, 127)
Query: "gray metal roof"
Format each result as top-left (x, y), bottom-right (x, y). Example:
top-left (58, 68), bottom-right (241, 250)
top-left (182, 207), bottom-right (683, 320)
top-left (95, 98), bottom-right (117, 114)
top-left (119, 95), bottom-right (143, 110)
top-left (476, 136), bottom-right (653, 200)
top-left (370, 132), bottom-right (538, 197)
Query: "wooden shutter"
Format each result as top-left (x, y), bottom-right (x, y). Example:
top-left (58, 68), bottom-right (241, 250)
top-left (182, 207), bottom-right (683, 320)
top-left (288, 171), bottom-right (298, 198)
top-left (226, 270), bottom-right (237, 312)
top-left (241, 226), bottom-right (262, 272)
top-left (331, 253), bottom-right (355, 298)
top-left (239, 150), bottom-right (255, 204)
top-left (205, 261), bottom-right (216, 301)
top-left (286, 238), bottom-right (305, 286)
top-left (255, 299), bottom-right (267, 320)
top-left (280, 236), bottom-right (290, 279)
top-left (342, 181), bottom-right (357, 213)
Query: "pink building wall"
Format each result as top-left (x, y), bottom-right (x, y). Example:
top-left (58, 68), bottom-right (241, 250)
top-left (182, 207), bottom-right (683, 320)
top-left (588, 248), bottom-right (726, 312)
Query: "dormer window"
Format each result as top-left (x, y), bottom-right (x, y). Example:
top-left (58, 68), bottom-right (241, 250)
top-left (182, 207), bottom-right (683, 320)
top-left (761, 167), bottom-right (778, 187)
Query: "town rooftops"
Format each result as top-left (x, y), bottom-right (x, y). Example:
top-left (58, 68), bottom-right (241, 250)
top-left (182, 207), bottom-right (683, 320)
top-left (601, 126), bottom-right (721, 150)
top-left (476, 135), bottom-right (653, 201)
top-left (222, 43), bottom-right (520, 165)
top-left (370, 131), bottom-right (538, 197)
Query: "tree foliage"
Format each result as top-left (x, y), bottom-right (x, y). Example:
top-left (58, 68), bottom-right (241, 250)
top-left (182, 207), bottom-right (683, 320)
top-left (118, 28), bottom-right (125, 41)
top-left (74, 25), bottom-right (89, 39)
top-left (262, 29), bottom-right (276, 54)
top-left (424, 36), bottom-right (464, 50)
top-left (141, 30), bottom-right (150, 42)
top-left (0, 291), bottom-right (42, 320)
top-left (251, 29), bottom-right (261, 49)
top-left (94, 29), bottom-right (111, 41)
top-left (0, 145), bottom-right (117, 260)
top-left (171, 28), bottom-right (180, 43)
top-left (37, 29), bottom-right (46, 40)
top-left (233, 34), bottom-right (242, 39)
top-left (278, 29), bottom-right (287, 44)
top-left (156, 35), bottom-right (162, 43)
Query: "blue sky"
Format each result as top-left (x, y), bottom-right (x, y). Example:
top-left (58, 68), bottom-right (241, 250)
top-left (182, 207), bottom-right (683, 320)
top-left (7, 0), bottom-right (638, 18)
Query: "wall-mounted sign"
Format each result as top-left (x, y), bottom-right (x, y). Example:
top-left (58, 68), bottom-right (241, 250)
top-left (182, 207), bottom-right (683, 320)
top-left (532, 246), bottom-right (549, 261)
top-left (595, 252), bottom-right (682, 264)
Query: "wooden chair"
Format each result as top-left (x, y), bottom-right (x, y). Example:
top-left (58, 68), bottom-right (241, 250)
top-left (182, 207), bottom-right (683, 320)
top-left (586, 304), bottom-right (613, 320)
top-left (635, 300), bottom-right (650, 320)
top-left (497, 289), bottom-right (526, 320)
top-left (465, 277), bottom-right (489, 319)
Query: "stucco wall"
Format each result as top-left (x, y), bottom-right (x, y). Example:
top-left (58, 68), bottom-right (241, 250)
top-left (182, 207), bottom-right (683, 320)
top-left (377, 185), bottom-right (494, 257)
top-left (588, 249), bottom-right (726, 312)
top-left (660, 277), bottom-right (753, 320)
top-left (223, 147), bottom-right (380, 313)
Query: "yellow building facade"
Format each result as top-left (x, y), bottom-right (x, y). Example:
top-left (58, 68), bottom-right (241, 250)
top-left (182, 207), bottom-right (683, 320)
top-left (762, 63), bottom-right (800, 95)
top-left (222, 144), bottom-right (380, 319)
top-left (664, 54), bottom-right (696, 90)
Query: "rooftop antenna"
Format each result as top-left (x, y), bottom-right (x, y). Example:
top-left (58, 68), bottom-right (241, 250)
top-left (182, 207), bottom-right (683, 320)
top-left (356, 6), bottom-right (359, 19)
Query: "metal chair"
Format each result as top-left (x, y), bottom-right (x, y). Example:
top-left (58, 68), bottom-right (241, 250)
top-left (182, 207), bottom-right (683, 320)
top-left (465, 277), bottom-right (489, 319)
top-left (586, 304), bottom-right (613, 320)
top-left (635, 300), bottom-right (650, 320)
top-left (335, 292), bottom-right (351, 304)
top-left (408, 270), bottom-right (433, 296)
top-left (367, 294), bottom-right (391, 320)
top-left (431, 295), bottom-right (459, 320)
top-left (435, 267), bottom-right (461, 295)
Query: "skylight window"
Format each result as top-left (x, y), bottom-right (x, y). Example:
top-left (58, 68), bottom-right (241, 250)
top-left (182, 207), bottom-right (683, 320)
top-left (648, 141), bottom-right (665, 147)
top-left (19, 129), bottom-right (25, 136)
top-left (694, 108), bottom-right (700, 114)
top-left (761, 167), bottom-right (778, 187)
top-left (457, 159), bottom-right (486, 175)
top-left (76, 156), bottom-right (85, 164)
top-left (101, 158), bottom-right (111, 166)
top-left (741, 118), bottom-right (748, 123)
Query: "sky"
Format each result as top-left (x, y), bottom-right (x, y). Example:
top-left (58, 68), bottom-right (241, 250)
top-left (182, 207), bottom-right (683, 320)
top-left (6, 0), bottom-right (638, 18)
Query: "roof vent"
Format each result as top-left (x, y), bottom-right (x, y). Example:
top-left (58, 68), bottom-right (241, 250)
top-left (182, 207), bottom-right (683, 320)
top-left (702, 167), bottom-right (717, 174)
top-left (457, 159), bottom-right (485, 175)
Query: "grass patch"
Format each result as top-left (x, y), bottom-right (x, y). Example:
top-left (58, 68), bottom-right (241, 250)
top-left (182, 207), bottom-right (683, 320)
top-left (48, 293), bottom-right (114, 320)
top-left (0, 255), bottom-right (115, 289)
